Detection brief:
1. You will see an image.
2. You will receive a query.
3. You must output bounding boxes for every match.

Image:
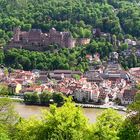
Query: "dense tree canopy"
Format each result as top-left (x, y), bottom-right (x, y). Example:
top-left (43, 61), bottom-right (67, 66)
top-left (0, 98), bottom-right (19, 140)
top-left (14, 99), bottom-right (89, 140)
top-left (91, 109), bottom-right (123, 140)
top-left (118, 92), bottom-right (140, 140)
top-left (1, 97), bottom-right (140, 140)
top-left (0, 0), bottom-right (139, 71)
top-left (24, 91), bottom-right (64, 106)
top-left (0, 0), bottom-right (139, 46)
top-left (0, 0), bottom-right (140, 139)
top-left (3, 47), bottom-right (90, 72)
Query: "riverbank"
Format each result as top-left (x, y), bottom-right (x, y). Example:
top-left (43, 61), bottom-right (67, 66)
top-left (0, 96), bottom-right (24, 102)
top-left (0, 96), bottom-right (127, 112)
top-left (76, 103), bottom-right (127, 112)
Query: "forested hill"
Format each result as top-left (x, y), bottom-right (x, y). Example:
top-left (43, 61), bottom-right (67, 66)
top-left (0, 0), bottom-right (140, 45)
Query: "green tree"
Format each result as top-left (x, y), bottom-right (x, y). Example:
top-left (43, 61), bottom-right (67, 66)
top-left (120, 43), bottom-right (128, 51)
top-left (14, 117), bottom-right (42, 140)
top-left (91, 109), bottom-right (123, 140)
top-left (52, 92), bottom-right (64, 106)
top-left (39, 99), bottom-right (89, 140)
top-left (119, 119), bottom-right (139, 140)
top-left (0, 50), bottom-right (4, 64)
top-left (14, 99), bottom-right (89, 140)
top-left (0, 98), bottom-right (19, 139)
top-left (39, 91), bottom-right (52, 105)
top-left (0, 84), bottom-right (9, 96)
top-left (73, 74), bottom-right (81, 80)
top-left (120, 92), bottom-right (140, 140)
top-left (0, 126), bottom-right (10, 140)
top-left (24, 92), bottom-right (40, 104)
top-left (0, 98), bottom-right (18, 125)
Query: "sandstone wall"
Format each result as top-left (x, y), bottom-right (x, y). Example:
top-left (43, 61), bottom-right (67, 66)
top-left (76, 38), bottom-right (91, 46)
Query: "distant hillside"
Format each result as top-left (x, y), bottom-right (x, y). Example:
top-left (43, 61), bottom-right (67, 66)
top-left (0, 0), bottom-right (140, 46)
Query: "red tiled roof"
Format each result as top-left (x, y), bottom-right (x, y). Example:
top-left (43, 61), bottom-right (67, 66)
top-left (59, 88), bottom-right (70, 94)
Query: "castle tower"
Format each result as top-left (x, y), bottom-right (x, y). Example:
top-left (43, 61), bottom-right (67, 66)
top-left (109, 52), bottom-right (119, 63)
top-left (13, 27), bottom-right (20, 42)
top-left (63, 32), bottom-right (75, 48)
top-left (67, 37), bottom-right (75, 48)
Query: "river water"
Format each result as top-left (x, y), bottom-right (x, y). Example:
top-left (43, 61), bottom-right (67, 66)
top-left (14, 102), bottom-right (126, 123)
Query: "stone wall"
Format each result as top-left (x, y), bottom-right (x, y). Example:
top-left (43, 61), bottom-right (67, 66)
top-left (6, 28), bottom-right (91, 51)
top-left (76, 38), bottom-right (91, 46)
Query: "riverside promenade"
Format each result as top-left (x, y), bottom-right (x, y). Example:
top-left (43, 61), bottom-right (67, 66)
top-left (0, 96), bottom-right (127, 112)
top-left (76, 103), bottom-right (127, 112)
top-left (0, 96), bottom-right (24, 101)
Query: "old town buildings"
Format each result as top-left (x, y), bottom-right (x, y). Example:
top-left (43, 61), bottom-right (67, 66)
top-left (0, 51), bottom-right (139, 105)
top-left (0, 65), bottom-right (138, 105)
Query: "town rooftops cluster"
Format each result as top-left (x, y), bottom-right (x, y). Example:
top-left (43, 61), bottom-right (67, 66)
top-left (0, 52), bottom-right (138, 105)
top-left (0, 64), bottom-right (138, 105)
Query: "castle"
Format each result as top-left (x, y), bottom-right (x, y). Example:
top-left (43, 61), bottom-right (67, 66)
top-left (7, 27), bottom-right (90, 51)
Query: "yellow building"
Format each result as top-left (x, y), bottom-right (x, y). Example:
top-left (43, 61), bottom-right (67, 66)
top-left (8, 82), bottom-right (22, 94)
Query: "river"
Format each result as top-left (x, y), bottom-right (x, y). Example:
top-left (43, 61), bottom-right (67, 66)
top-left (14, 102), bottom-right (126, 123)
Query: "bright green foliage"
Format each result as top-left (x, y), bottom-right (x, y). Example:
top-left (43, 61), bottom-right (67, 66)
top-left (0, 98), bottom-right (18, 125)
top-left (0, 98), bottom-right (19, 140)
top-left (122, 92), bottom-right (140, 140)
top-left (129, 92), bottom-right (140, 113)
top-left (91, 109), bottom-right (123, 140)
top-left (40, 101), bottom-right (89, 140)
top-left (0, 84), bottom-right (9, 96)
top-left (14, 99), bottom-right (89, 140)
top-left (119, 119), bottom-right (139, 140)
top-left (14, 117), bottom-right (43, 140)
top-left (0, 126), bottom-right (10, 140)
top-left (129, 92), bottom-right (140, 123)
top-left (1, 97), bottom-right (140, 140)
top-left (0, 82), bottom-right (15, 95)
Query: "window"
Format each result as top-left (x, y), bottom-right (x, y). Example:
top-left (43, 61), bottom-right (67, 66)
top-left (20, 37), bottom-right (22, 41)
